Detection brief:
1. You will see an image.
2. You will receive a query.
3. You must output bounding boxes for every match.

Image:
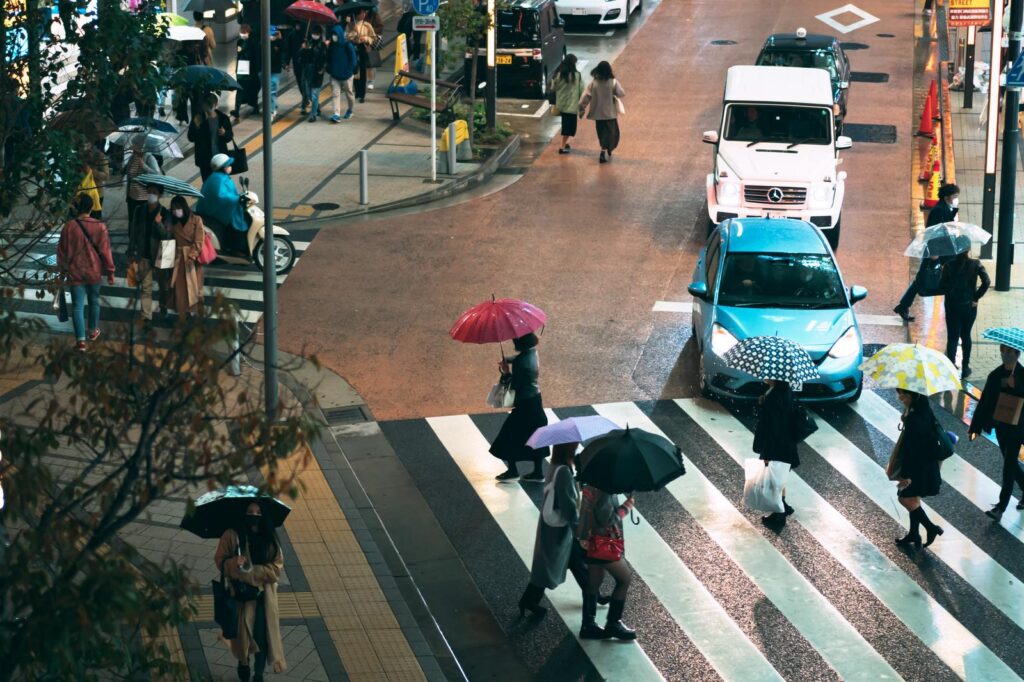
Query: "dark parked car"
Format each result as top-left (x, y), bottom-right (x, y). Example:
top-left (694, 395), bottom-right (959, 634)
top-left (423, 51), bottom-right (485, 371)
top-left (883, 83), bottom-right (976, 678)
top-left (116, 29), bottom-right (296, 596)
top-left (465, 0), bottom-right (567, 99)
top-left (755, 29), bottom-right (851, 132)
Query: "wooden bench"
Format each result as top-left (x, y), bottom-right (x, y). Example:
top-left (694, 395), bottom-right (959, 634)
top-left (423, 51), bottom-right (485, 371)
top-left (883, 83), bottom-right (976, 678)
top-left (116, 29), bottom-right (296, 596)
top-left (386, 70), bottom-right (462, 121)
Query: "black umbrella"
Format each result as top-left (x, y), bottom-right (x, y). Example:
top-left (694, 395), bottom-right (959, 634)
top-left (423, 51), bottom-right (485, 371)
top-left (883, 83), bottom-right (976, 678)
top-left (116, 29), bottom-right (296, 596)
top-left (577, 427), bottom-right (685, 494)
top-left (175, 65), bottom-right (241, 91)
top-left (180, 485), bottom-right (291, 539)
top-left (335, 0), bottom-right (374, 16)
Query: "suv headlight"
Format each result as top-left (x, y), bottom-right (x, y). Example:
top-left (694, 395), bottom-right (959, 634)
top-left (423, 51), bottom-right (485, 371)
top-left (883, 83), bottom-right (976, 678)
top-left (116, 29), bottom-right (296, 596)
top-left (809, 183), bottom-right (834, 209)
top-left (717, 180), bottom-right (740, 206)
top-left (711, 323), bottom-right (740, 357)
top-left (828, 326), bottom-right (860, 359)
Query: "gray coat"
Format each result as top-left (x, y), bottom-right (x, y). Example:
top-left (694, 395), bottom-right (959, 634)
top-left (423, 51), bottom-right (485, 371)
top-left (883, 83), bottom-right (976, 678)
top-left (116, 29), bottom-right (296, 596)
top-left (580, 78), bottom-right (625, 121)
top-left (530, 465), bottom-right (579, 589)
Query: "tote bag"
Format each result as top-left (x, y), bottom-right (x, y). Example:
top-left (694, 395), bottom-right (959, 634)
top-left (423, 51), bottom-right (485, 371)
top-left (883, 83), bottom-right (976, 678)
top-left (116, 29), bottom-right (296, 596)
top-left (541, 467), bottom-right (569, 527)
top-left (198, 229), bottom-right (218, 265)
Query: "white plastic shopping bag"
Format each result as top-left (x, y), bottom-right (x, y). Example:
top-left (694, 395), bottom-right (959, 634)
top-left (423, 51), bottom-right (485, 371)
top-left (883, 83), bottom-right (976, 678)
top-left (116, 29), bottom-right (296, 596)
top-left (155, 239), bottom-right (176, 269)
top-left (742, 459), bottom-right (790, 513)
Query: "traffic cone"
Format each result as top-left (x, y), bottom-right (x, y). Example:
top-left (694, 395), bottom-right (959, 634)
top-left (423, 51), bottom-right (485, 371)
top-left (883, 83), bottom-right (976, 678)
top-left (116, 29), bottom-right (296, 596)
top-left (921, 168), bottom-right (940, 209)
top-left (916, 96), bottom-right (934, 136)
top-left (929, 80), bottom-right (940, 119)
top-left (919, 136), bottom-right (938, 181)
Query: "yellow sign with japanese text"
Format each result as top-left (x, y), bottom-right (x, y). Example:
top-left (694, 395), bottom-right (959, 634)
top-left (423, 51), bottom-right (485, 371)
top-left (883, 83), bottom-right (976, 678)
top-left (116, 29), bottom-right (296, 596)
top-left (949, 0), bottom-right (991, 27)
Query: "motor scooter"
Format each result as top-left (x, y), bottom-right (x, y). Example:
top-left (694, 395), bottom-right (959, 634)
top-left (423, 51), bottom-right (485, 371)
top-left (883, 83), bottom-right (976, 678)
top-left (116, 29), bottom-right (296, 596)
top-left (201, 177), bottom-right (296, 275)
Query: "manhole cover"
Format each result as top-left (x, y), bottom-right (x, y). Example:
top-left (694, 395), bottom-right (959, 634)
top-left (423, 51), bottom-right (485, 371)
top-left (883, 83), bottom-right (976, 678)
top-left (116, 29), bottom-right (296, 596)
top-left (710, 40), bottom-right (737, 46)
top-left (843, 123), bottom-right (897, 144)
top-left (876, 33), bottom-right (895, 38)
top-left (311, 202), bottom-right (340, 211)
top-left (839, 42), bottom-right (870, 51)
top-left (850, 71), bottom-right (889, 83)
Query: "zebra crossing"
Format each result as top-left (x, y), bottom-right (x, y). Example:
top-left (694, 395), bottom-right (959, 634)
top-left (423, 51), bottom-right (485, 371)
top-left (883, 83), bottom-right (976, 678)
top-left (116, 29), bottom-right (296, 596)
top-left (1, 227), bottom-right (317, 329)
top-left (379, 390), bottom-right (1024, 682)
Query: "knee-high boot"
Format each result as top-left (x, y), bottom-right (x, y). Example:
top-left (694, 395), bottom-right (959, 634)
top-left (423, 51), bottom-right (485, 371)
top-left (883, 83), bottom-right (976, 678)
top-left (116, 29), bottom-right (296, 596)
top-left (517, 583), bottom-right (547, 617)
top-left (604, 598), bottom-right (637, 641)
top-left (579, 594), bottom-right (608, 639)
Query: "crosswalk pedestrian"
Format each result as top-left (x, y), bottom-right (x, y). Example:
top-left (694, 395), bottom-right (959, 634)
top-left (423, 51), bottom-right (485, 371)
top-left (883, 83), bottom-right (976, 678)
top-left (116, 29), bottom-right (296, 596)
top-left (382, 390), bottom-right (1024, 681)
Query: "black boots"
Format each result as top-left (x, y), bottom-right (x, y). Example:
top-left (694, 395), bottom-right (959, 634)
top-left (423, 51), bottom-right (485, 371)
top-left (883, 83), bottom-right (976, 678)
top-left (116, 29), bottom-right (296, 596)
top-left (579, 594), bottom-right (607, 639)
top-left (604, 599), bottom-right (637, 641)
top-left (762, 497), bottom-right (793, 527)
top-left (518, 583), bottom-right (548, 618)
top-left (912, 507), bottom-right (944, 547)
top-left (895, 531), bottom-right (922, 549)
top-left (237, 663), bottom-right (251, 682)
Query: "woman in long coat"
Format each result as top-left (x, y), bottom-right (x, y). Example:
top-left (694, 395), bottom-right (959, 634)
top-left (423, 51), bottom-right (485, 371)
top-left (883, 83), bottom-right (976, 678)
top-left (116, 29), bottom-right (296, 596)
top-left (578, 60), bottom-right (624, 164)
top-left (215, 502), bottom-right (287, 681)
top-left (168, 195), bottom-right (206, 316)
top-left (753, 379), bottom-right (799, 527)
top-left (969, 344), bottom-right (1024, 519)
top-left (518, 444), bottom-right (579, 617)
top-left (892, 389), bottom-right (944, 549)
top-left (490, 332), bottom-right (549, 481)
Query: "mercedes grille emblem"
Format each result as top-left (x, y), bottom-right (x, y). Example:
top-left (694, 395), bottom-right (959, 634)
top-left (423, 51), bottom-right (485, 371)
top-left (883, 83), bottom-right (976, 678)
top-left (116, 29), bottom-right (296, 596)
top-left (767, 187), bottom-right (784, 203)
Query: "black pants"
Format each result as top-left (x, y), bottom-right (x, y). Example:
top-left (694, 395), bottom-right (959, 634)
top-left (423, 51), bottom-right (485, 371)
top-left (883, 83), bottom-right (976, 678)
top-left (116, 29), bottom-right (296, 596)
top-left (996, 427), bottom-right (1024, 508)
top-left (354, 46), bottom-right (368, 100)
top-left (199, 164), bottom-right (213, 182)
top-left (944, 302), bottom-right (978, 367)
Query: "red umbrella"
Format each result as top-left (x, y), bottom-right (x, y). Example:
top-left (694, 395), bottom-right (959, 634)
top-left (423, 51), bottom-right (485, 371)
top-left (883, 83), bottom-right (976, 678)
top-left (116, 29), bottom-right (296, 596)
top-left (285, 0), bottom-right (337, 25)
top-left (449, 297), bottom-right (547, 346)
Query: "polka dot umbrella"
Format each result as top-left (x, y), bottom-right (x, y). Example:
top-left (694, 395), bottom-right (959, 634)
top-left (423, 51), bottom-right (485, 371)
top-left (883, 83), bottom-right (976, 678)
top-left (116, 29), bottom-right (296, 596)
top-left (724, 335), bottom-right (819, 391)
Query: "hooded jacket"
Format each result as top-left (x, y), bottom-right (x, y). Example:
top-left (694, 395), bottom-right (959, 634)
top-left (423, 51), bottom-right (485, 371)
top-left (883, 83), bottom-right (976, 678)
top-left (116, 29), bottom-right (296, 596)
top-left (195, 171), bottom-right (248, 233)
top-left (326, 27), bottom-right (357, 80)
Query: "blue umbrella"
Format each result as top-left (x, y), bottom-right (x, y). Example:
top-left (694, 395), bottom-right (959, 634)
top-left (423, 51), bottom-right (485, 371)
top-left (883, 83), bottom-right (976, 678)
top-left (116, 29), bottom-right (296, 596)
top-left (527, 416), bottom-right (621, 449)
top-left (982, 327), bottom-right (1024, 353)
top-left (176, 65), bottom-right (240, 91)
top-left (119, 116), bottom-right (179, 134)
top-left (134, 173), bottom-right (203, 198)
top-left (181, 485), bottom-right (291, 539)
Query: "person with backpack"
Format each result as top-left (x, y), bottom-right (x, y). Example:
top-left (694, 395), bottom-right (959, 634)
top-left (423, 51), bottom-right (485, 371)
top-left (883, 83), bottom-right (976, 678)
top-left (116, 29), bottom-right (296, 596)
top-left (969, 344), bottom-right (1024, 520)
top-left (57, 194), bottom-right (115, 352)
top-left (940, 249), bottom-right (990, 379)
top-left (889, 389), bottom-right (944, 549)
top-left (753, 379), bottom-right (802, 527)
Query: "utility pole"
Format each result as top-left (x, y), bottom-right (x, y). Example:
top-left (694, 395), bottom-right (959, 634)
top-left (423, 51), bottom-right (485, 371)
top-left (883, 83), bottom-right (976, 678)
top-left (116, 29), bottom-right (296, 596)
top-left (964, 26), bottom-right (976, 109)
top-left (261, 0), bottom-right (279, 417)
top-left (997, 0), bottom-right (1023, 291)
top-left (485, 0), bottom-right (496, 129)
top-left (981, 3), bottom-right (1005, 259)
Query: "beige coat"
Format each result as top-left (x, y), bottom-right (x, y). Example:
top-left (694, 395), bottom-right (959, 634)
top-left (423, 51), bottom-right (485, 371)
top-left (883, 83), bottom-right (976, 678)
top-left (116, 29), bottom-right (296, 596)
top-left (215, 529), bottom-right (287, 673)
top-left (579, 78), bottom-right (625, 121)
top-left (170, 213), bottom-right (205, 314)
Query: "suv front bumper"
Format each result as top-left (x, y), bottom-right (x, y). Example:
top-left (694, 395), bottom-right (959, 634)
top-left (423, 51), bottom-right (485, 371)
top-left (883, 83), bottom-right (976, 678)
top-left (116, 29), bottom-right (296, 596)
top-left (706, 174), bottom-right (844, 231)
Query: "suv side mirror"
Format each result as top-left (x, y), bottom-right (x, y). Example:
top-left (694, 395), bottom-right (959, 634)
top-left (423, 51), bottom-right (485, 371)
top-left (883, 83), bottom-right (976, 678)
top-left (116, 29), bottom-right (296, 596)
top-left (836, 135), bottom-right (853, 150)
top-left (702, 130), bottom-right (719, 144)
top-left (839, 81), bottom-right (850, 89)
top-left (688, 281), bottom-right (709, 300)
top-left (849, 285), bottom-right (867, 304)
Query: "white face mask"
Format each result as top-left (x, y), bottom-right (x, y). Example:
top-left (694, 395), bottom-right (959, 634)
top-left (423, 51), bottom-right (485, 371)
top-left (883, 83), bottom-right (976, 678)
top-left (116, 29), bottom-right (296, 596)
top-left (146, 194), bottom-right (159, 204)
top-left (951, 197), bottom-right (959, 208)
top-left (240, 33), bottom-right (249, 40)
top-left (172, 209), bottom-right (184, 219)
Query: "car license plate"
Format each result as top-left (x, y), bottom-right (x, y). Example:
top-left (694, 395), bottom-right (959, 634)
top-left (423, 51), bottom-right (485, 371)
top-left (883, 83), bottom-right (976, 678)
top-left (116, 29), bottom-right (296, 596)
top-left (496, 54), bottom-right (513, 65)
top-left (571, 7), bottom-right (588, 14)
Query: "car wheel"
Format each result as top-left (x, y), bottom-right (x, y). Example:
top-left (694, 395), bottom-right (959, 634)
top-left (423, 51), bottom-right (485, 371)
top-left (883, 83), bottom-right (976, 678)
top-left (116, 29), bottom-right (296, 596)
top-left (254, 236), bottom-right (296, 275)
top-left (827, 219), bottom-right (841, 251)
top-left (698, 346), bottom-right (712, 399)
top-left (537, 68), bottom-right (547, 100)
top-left (847, 379), bottom-right (863, 403)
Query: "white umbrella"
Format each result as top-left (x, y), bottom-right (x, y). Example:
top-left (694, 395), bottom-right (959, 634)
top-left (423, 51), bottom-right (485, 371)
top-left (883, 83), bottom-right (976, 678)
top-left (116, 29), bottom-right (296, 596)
top-left (166, 25), bottom-right (206, 42)
top-left (109, 127), bottom-right (184, 158)
top-left (904, 221), bottom-right (992, 258)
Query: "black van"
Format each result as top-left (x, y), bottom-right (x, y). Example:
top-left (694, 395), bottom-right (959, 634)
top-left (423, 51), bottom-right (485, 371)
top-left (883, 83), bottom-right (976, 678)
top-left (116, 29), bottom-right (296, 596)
top-left (464, 0), bottom-right (567, 99)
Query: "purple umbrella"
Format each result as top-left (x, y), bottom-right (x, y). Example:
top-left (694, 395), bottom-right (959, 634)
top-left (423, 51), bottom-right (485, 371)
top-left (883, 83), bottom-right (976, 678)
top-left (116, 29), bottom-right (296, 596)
top-left (527, 416), bottom-right (621, 449)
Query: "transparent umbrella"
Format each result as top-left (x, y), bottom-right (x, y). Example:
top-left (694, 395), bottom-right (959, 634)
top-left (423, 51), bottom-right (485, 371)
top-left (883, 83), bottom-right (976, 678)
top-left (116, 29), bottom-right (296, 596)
top-left (904, 221), bottom-right (992, 258)
top-left (109, 127), bottom-right (184, 158)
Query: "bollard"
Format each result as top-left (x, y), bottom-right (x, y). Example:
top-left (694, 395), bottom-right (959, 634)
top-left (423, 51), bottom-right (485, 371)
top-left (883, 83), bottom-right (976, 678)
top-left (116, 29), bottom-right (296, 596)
top-left (447, 122), bottom-right (457, 175)
top-left (230, 317), bottom-right (241, 377)
top-left (359, 149), bottom-right (369, 205)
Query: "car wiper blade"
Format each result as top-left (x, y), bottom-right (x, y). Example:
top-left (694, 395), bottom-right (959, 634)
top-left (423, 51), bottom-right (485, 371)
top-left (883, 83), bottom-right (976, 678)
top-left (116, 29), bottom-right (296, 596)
top-left (724, 301), bottom-right (774, 308)
top-left (793, 301), bottom-right (844, 309)
top-left (746, 140), bottom-right (762, 147)
top-left (786, 137), bottom-right (815, 149)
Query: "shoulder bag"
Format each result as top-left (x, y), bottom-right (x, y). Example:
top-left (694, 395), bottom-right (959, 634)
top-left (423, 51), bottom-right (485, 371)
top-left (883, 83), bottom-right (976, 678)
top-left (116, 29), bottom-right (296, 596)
top-left (229, 140), bottom-right (248, 175)
top-left (198, 227), bottom-right (218, 265)
top-left (994, 392), bottom-right (1024, 425)
top-left (211, 561), bottom-right (240, 639)
top-left (586, 526), bottom-right (623, 562)
top-left (790, 403), bottom-right (818, 443)
top-left (613, 79), bottom-right (625, 115)
top-left (541, 466), bottom-right (568, 527)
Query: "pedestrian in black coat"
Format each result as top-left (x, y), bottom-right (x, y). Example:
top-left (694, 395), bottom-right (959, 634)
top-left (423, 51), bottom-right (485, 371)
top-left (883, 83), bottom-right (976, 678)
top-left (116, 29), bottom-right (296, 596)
top-left (490, 333), bottom-right (549, 481)
top-left (232, 25), bottom-right (262, 121)
top-left (940, 250), bottom-right (990, 379)
top-left (894, 183), bottom-right (960, 322)
top-left (970, 345), bottom-right (1024, 519)
top-left (187, 94), bottom-right (234, 181)
top-left (753, 380), bottom-right (799, 526)
top-left (891, 389), bottom-right (944, 549)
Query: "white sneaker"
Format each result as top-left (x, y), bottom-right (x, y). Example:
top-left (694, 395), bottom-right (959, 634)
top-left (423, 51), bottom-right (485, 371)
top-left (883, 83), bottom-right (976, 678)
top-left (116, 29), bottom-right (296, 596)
top-left (367, 83), bottom-right (375, 90)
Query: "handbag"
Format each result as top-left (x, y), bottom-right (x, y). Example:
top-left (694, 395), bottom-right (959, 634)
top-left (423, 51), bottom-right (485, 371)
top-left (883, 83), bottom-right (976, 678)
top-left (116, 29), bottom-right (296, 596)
top-left (211, 573), bottom-right (239, 639)
top-left (613, 79), bottom-right (625, 115)
top-left (198, 228), bottom-right (218, 265)
top-left (886, 430), bottom-right (905, 481)
top-left (586, 528), bottom-right (624, 562)
top-left (918, 263), bottom-right (943, 297)
top-left (53, 287), bottom-right (69, 322)
top-left (545, 90), bottom-right (556, 105)
top-left (229, 142), bottom-right (248, 175)
top-left (994, 392), bottom-right (1024, 425)
top-left (366, 48), bottom-right (383, 68)
top-left (742, 458), bottom-right (789, 512)
top-left (541, 467), bottom-right (568, 527)
top-left (486, 375), bottom-right (516, 408)
top-left (790, 404), bottom-right (818, 443)
top-left (237, 59), bottom-right (251, 76)
top-left (155, 239), bottom-right (176, 269)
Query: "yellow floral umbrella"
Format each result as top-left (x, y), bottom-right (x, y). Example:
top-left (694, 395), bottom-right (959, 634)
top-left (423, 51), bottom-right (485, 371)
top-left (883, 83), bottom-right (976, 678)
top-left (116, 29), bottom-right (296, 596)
top-left (859, 343), bottom-right (961, 395)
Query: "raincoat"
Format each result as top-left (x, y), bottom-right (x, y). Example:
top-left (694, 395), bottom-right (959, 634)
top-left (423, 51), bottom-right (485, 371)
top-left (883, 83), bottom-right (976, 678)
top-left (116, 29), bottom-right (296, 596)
top-left (196, 171), bottom-right (247, 233)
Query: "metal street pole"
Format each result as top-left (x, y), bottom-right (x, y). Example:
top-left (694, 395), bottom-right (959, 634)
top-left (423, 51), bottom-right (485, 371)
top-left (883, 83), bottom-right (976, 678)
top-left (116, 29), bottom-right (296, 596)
top-left (997, 0), bottom-right (1023, 291)
top-left (261, 0), bottom-right (279, 417)
top-left (485, 0), bottom-right (496, 130)
top-left (965, 26), bottom-right (976, 108)
top-left (981, 6), bottom-right (1004, 260)
top-left (431, 27), bottom-right (437, 181)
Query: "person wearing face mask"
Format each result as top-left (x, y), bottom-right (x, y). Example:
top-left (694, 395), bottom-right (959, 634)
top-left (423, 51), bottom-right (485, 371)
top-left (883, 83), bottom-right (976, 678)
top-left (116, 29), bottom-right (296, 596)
top-left (215, 502), bottom-right (287, 682)
top-left (326, 25), bottom-right (357, 122)
top-left (301, 29), bottom-right (328, 122)
top-left (970, 344), bottom-right (1024, 519)
top-left (196, 154), bottom-right (249, 255)
top-left (167, 195), bottom-right (206, 316)
top-left (939, 245), bottom-right (990, 379)
top-left (127, 184), bottom-right (171, 320)
top-left (188, 93), bottom-right (234, 181)
top-left (894, 184), bottom-right (961, 323)
top-left (232, 25), bottom-right (262, 122)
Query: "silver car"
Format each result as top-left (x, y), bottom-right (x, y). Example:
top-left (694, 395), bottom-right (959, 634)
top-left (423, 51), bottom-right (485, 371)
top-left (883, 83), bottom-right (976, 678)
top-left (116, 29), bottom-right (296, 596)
top-left (689, 218), bottom-right (867, 402)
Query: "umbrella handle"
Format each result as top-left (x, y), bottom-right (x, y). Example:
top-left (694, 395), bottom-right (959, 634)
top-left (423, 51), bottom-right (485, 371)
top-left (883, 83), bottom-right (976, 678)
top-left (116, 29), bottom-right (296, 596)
top-left (629, 508), bottom-right (640, 525)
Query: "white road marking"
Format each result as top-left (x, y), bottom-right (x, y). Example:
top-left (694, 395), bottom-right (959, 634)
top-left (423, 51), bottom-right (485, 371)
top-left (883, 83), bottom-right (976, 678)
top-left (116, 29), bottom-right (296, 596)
top-left (652, 300), bottom-right (692, 313)
top-left (856, 314), bottom-right (905, 326)
top-left (816, 4), bottom-right (880, 34)
top-left (592, 401), bottom-right (902, 681)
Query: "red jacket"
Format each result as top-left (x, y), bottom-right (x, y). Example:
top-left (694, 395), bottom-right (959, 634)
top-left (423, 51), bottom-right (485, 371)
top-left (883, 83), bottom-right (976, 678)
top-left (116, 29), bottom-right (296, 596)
top-left (57, 216), bottom-right (115, 286)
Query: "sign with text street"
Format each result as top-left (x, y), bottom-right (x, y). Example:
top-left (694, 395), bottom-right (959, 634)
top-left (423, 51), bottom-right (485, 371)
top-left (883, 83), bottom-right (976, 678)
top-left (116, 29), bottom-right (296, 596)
top-left (413, 14), bottom-right (439, 30)
top-left (948, 0), bottom-right (990, 27)
top-left (412, 0), bottom-right (439, 15)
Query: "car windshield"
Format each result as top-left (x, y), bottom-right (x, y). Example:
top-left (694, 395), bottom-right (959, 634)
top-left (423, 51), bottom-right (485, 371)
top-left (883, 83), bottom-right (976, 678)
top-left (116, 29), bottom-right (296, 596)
top-left (758, 49), bottom-right (839, 79)
top-left (497, 10), bottom-right (539, 48)
top-left (717, 252), bottom-right (846, 309)
top-left (723, 104), bottom-right (832, 145)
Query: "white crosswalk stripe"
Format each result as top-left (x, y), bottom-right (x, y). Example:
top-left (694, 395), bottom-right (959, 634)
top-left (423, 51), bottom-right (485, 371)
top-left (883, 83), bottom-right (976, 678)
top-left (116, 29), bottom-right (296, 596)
top-left (385, 390), bottom-right (1024, 682)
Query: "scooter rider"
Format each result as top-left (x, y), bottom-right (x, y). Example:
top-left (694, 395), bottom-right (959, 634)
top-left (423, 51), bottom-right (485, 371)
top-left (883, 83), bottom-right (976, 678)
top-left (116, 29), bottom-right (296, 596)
top-left (195, 153), bottom-right (248, 255)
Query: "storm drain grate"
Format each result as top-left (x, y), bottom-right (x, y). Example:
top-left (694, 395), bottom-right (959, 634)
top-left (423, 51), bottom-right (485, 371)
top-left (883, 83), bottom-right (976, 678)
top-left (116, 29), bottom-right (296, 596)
top-left (323, 406), bottom-right (369, 424)
top-left (876, 33), bottom-right (895, 38)
top-left (840, 42), bottom-right (870, 50)
top-left (843, 123), bottom-right (897, 144)
top-left (850, 71), bottom-right (889, 83)
top-left (311, 202), bottom-right (341, 211)
top-left (710, 39), bottom-right (737, 46)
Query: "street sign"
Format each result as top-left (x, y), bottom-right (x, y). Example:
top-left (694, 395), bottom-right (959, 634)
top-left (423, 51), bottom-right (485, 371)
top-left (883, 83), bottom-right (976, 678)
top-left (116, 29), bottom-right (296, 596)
top-left (1008, 51), bottom-right (1024, 89)
top-left (948, 0), bottom-right (990, 27)
top-left (412, 0), bottom-right (439, 15)
top-left (413, 14), bottom-right (439, 31)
